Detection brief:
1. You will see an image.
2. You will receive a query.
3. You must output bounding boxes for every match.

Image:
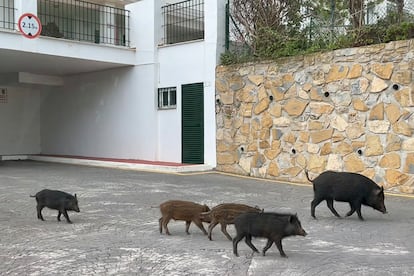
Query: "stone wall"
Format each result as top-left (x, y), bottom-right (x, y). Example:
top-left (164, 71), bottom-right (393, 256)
top-left (215, 39), bottom-right (414, 194)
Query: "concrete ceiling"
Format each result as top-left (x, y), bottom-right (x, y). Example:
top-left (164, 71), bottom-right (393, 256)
top-left (0, 48), bottom-right (133, 76)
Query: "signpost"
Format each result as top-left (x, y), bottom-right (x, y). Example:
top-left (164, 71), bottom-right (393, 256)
top-left (18, 13), bottom-right (42, 39)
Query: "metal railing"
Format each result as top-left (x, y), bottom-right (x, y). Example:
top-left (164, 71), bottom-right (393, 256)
top-left (0, 0), bottom-right (15, 31)
top-left (37, 0), bottom-right (130, 47)
top-left (161, 0), bottom-right (204, 45)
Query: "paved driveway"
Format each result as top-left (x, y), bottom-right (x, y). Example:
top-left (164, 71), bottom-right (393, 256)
top-left (0, 161), bottom-right (413, 275)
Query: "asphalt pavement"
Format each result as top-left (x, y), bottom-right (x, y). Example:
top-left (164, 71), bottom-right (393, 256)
top-left (0, 160), bottom-right (413, 275)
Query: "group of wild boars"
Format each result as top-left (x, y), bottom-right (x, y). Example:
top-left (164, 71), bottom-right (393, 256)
top-left (158, 200), bottom-right (211, 235)
top-left (233, 212), bottom-right (307, 258)
top-left (305, 170), bottom-right (387, 220)
top-left (199, 203), bottom-right (262, 241)
top-left (30, 189), bottom-right (80, 224)
top-left (158, 200), bottom-right (307, 258)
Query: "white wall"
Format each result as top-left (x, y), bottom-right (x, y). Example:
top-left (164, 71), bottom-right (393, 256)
top-left (1, 0), bottom-right (225, 166)
top-left (157, 0), bottom-right (225, 166)
top-left (0, 86), bottom-right (41, 155)
top-left (39, 1), bottom-right (159, 160)
top-left (157, 42), bottom-right (205, 163)
top-left (40, 66), bottom-right (158, 160)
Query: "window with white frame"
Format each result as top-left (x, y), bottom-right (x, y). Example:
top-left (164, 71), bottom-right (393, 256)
top-left (158, 87), bottom-right (177, 109)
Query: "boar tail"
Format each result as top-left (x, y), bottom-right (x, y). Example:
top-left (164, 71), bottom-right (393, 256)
top-left (29, 195), bottom-right (36, 198)
top-left (304, 170), bottom-right (313, 183)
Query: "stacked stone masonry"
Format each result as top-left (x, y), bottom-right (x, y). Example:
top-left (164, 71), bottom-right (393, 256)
top-left (215, 39), bottom-right (414, 194)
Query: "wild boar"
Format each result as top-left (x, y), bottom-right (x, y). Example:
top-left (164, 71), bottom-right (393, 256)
top-left (305, 170), bottom-right (387, 220)
top-left (200, 203), bottom-right (262, 241)
top-left (159, 200), bottom-right (211, 235)
top-left (30, 189), bottom-right (80, 223)
top-left (233, 212), bottom-right (307, 258)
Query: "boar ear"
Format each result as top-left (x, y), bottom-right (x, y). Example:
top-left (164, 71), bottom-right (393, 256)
top-left (74, 194), bottom-right (77, 199)
top-left (288, 215), bottom-right (294, 223)
top-left (375, 187), bottom-right (384, 196)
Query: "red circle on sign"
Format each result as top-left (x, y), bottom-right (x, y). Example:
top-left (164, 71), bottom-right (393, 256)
top-left (18, 13), bottom-right (42, 39)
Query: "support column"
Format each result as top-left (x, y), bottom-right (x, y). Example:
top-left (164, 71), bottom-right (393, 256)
top-left (100, 5), bottom-right (116, 45)
top-left (14, 0), bottom-right (38, 31)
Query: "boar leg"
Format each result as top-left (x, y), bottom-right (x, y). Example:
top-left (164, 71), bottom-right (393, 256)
top-left (345, 203), bottom-right (356, 217)
top-left (36, 205), bottom-right (45, 221)
top-left (162, 217), bottom-right (172, 235)
top-left (262, 239), bottom-right (273, 256)
top-left (233, 234), bottom-right (243, 257)
top-left (244, 234), bottom-right (259, 253)
top-left (311, 197), bottom-right (323, 218)
top-left (57, 211), bottom-right (62, 221)
top-left (62, 209), bottom-right (72, 223)
top-left (185, 221), bottom-right (191, 234)
top-left (346, 202), bottom-right (364, 220)
top-left (159, 217), bottom-right (163, 233)
top-left (355, 204), bottom-right (364, 221)
top-left (193, 219), bottom-right (208, 235)
top-left (208, 221), bottom-right (219, 240)
top-left (326, 199), bottom-right (341, 217)
top-left (275, 239), bottom-right (287, 258)
top-left (220, 223), bottom-right (232, 241)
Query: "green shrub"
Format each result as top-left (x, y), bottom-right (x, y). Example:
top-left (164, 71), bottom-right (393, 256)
top-left (222, 20), bottom-right (414, 65)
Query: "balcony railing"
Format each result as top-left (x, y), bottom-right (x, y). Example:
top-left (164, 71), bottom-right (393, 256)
top-left (37, 0), bottom-right (130, 47)
top-left (161, 0), bottom-right (204, 45)
top-left (0, 0), bottom-right (15, 31)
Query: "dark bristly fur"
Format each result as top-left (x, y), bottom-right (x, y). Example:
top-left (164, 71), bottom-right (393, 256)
top-left (200, 203), bottom-right (262, 241)
top-left (233, 212), bottom-right (307, 258)
top-left (305, 170), bottom-right (387, 220)
top-left (30, 189), bottom-right (80, 223)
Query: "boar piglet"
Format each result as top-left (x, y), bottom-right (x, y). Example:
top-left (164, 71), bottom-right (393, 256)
top-left (30, 189), bottom-right (80, 223)
top-left (200, 203), bottom-right (262, 241)
top-left (305, 170), bottom-right (387, 220)
top-left (233, 212), bottom-right (307, 258)
top-left (159, 200), bottom-right (211, 235)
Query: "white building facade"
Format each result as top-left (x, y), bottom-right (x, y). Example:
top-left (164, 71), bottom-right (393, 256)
top-left (0, 0), bottom-right (226, 167)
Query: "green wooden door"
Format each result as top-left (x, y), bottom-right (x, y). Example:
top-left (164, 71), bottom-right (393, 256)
top-left (181, 82), bottom-right (204, 164)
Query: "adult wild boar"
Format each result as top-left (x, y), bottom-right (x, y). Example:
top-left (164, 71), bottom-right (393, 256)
top-left (30, 189), bottom-right (80, 223)
top-left (200, 203), bottom-right (262, 241)
top-left (159, 200), bottom-right (211, 235)
top-left (305, 170), bottom-right (387, 220)
top-left (233, 212), bottom-right (307, 258)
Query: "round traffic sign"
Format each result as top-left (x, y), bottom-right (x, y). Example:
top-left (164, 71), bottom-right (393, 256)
top-left (18, 13), bottom-right (42, 39)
